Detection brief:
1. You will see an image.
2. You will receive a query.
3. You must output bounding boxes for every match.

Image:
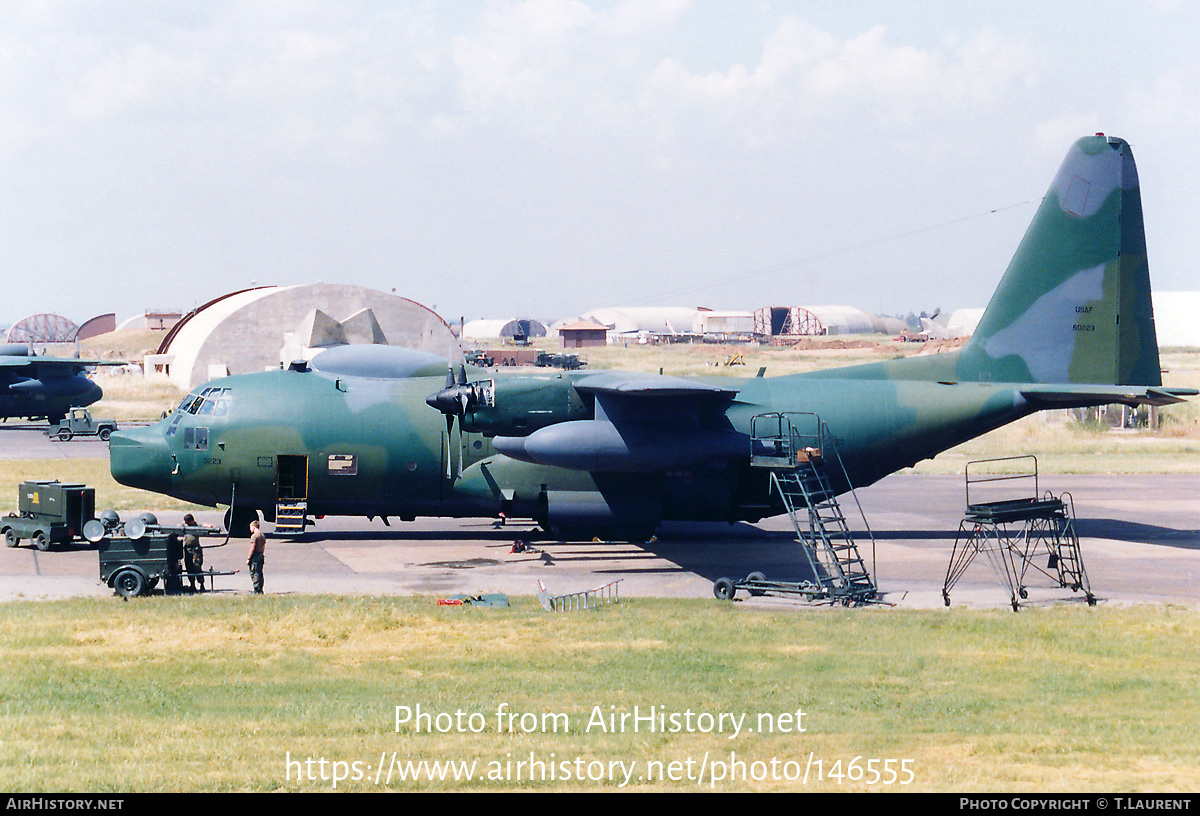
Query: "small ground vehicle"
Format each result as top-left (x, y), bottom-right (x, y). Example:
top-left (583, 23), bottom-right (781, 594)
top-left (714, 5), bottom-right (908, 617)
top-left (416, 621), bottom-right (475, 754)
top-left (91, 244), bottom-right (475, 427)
top-left (1, 481), bottom-right (95, 550)
top-left (47, 408), bottom-right (118, 441)
top-left (93, 514), bottom-right (235, 597)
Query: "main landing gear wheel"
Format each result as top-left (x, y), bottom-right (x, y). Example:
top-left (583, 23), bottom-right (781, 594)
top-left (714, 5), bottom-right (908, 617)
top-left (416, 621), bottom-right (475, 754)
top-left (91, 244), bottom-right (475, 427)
top-left (224, 507), bottom-right (259, 538)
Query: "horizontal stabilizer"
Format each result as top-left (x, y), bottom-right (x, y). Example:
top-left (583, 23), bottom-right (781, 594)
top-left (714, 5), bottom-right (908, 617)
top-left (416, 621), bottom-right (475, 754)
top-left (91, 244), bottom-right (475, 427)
top-left (1021, 384), bottom-right (1197, 408)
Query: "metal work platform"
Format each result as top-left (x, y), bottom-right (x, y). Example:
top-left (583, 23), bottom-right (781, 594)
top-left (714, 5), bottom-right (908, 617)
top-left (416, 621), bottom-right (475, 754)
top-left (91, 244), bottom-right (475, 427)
top-left (943, 456), bottom-right (1094, 611)
top-left (715, 413), bottom-right (878, 605)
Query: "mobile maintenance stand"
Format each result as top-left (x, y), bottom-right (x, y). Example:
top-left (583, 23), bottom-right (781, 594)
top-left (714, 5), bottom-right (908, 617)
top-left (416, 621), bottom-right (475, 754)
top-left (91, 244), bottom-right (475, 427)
top-left (713, 413), bottom-right (878, 605)
top-left (88, 513), bottom-right (237, 598)
top-left (943, 456), bottom-right (1094, 611)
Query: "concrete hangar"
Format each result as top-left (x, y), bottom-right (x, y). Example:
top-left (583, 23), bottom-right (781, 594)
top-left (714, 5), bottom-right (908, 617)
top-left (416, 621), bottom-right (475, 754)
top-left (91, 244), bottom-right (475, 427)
top-left (147, 284), bottom-right (457, 391)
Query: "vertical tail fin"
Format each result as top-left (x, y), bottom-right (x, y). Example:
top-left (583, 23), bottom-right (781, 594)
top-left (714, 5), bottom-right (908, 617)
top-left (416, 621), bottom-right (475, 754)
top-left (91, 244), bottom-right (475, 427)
top-left (958, 135), bottom-right (1161, 386)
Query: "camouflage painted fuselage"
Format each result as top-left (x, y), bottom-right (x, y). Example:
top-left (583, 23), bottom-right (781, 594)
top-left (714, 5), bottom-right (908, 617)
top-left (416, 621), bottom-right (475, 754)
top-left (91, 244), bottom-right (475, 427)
top-left (109, 363), bottom-right (1033, 530)
top-left (109, 135), bottom-right (1193, 536)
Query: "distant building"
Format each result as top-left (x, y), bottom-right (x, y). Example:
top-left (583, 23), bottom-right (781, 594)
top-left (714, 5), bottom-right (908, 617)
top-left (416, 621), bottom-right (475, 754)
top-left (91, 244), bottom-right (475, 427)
top-left (753, 305), bottom-right (905, 339)
top-left (692, 310), bottom-right (755, 336)
top-left (576, 307), bottom-right (699, 339)
top-left (147, 284), bottom-right (455, 390)
top-left (558, 321), bottom-right (608, 349)
top-left (76, 313), bottom-right (117, 341)
top-left (116, 311), bottom-right (184, 332)
top-left (462, 318), bottom-right (548, 341)
top-left (6, 314), bottom-right (79, 344)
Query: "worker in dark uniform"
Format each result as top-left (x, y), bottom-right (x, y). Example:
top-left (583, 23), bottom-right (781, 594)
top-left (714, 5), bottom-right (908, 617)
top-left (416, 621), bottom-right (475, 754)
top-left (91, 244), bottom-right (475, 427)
top-left (247, 519), bottom-right (267, 594)
top-left (181, 513), bottom-right (210, 592)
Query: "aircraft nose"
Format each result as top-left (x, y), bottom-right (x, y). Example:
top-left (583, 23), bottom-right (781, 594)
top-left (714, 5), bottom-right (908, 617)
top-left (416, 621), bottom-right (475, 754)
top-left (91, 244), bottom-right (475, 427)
top-left (79, 378), bottom-right (103, 405)
top-left (109, 425), bottom-right (174, 491)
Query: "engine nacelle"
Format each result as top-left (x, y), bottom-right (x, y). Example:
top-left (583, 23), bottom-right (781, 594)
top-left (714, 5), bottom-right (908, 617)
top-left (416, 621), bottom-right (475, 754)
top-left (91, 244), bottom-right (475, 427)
top-left (455, 373), bottom-right (590, 436)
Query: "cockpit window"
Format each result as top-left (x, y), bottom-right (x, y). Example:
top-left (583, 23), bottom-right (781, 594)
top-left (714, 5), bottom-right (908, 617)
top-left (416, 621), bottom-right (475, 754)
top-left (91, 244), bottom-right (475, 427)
top-left (169, 388), bottom-right (231, 437)
top-left (182, 387), bottom-right (231, 416)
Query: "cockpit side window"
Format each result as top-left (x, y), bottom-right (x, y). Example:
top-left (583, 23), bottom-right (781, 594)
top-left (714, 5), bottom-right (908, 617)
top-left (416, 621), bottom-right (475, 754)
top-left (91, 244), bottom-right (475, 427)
top-left (169, 388), bottom-right (231, 436)
top-left (182, 387), bottom-right (231, 416)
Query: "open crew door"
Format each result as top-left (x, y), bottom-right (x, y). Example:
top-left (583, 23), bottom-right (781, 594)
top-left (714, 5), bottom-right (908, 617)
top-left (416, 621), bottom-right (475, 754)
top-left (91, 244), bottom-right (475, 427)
top-left (275, 455), bottom-right (309, 534)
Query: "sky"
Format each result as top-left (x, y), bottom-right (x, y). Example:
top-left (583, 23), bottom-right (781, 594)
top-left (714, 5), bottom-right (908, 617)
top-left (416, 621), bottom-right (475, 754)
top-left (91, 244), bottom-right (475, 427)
top-left (2, 0), bottom-right (1197, 328)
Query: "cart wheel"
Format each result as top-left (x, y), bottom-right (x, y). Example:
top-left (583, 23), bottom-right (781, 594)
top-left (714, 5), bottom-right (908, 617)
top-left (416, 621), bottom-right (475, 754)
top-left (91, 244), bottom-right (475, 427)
top-left (746, 571), bottom-right (766, 596)
top-left (113, 569), bottom-right (146, 598)
top-left (33, 531), bottom-right (50, 551)
top-left (4, 529), bottom-right (16, 548)
top-left (713, 577), bottom-right (736, 601)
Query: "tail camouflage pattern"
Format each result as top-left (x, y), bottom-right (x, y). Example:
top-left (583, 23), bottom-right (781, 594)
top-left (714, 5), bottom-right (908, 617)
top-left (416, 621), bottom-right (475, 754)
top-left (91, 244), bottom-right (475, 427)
top-left (957, 135), bottom-right (1159, 387)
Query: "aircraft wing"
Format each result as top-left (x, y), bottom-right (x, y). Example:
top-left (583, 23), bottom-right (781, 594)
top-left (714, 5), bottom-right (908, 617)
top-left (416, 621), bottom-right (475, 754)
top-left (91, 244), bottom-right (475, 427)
top-left (572, 371), bottom-right (738, 400)
top-left (1020, 384), bottom-right (1197, 408)
top-left (0, 356), bottom-right (123, 374)
top-left (491, 371), bottom-right (746, 472)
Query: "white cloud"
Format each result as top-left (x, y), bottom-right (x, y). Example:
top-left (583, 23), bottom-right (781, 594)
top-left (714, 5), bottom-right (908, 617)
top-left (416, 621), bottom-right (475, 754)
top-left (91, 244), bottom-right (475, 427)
top-left (450, 0), bottom-right (595, 103)
top-left (65, 43), bottom-right (207, 122)
top-left (596, 0), bottom-right (692, 36)
top-left (1126, 64), bottom-right (1200, 132)
top-left (0, 2), bottom-right (1195, 324)
top-left (638, 18), bottom-right (1036, 151)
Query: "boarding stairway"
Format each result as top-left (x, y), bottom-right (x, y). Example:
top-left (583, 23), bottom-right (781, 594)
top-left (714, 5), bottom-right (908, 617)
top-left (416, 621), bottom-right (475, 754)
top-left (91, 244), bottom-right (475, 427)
top-left (274, 499), bottom-right (307, 535)
top-left (713, 413), bottom-right (878, 605)
top-left (943, 456), bottom-right (1094, 611)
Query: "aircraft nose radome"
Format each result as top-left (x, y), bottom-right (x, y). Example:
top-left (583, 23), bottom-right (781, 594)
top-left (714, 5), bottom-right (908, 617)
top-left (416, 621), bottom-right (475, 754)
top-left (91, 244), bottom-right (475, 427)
top-left (109, 426), bottom-right (172, 490)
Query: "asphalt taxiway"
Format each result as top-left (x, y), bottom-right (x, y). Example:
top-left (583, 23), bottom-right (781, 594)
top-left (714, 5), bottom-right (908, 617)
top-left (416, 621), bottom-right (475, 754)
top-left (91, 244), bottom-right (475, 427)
top-left (1, 423), bottom-right (1196, 608)
top-left (0, 467), bottom-right (1195, 610)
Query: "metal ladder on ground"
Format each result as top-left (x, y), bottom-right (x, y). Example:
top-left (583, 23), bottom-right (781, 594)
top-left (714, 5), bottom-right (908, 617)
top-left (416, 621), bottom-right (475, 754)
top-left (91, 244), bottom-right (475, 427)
top-left (771, 462), bottom-right (877, 603)
top-left (714, 412), bottom-right (878, 605)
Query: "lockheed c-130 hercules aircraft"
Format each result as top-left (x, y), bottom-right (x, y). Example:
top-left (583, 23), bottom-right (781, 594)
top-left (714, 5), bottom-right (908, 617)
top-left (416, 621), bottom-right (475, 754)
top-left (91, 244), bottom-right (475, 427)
top-left (0, 344), bottom-right (116, 424)
top-left (111, 135), bottom-right (1195, 540)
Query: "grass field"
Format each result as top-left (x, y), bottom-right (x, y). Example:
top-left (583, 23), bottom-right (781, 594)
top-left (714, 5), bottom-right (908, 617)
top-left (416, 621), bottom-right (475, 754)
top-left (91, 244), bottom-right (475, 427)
top-left (1, 596), bottom-right (1197, 792)
top-left (0, 459), bottom-right (204, 513)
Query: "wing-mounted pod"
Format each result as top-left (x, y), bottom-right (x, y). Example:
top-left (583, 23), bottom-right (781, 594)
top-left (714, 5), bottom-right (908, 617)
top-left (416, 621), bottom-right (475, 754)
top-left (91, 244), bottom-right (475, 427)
top-left (491, 372), bottom-right (749, 473)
